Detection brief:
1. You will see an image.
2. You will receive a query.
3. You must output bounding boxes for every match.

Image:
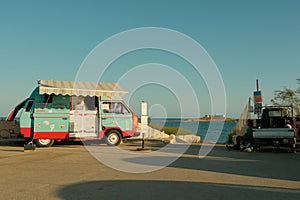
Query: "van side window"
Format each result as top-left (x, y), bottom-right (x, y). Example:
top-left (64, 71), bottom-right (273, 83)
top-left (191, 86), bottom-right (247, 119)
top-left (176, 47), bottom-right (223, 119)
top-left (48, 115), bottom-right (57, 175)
top-left (102, 102), bottom-right (130, 114)
top-left (84, 96), bottom-right (97, 110)
top-left (44, 94), bottom-right (53, 103)
top-left (25, 101), bottom-right (33, 112)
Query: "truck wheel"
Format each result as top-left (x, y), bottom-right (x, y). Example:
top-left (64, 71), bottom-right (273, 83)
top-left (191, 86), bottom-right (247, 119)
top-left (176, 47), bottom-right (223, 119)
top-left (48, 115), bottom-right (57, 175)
top-left (35, 139), bottom-right (55, 147)
top-left (105, 130), bottom-right (121, 146)
top-left (292, 146), bottom-right (296, 153)
top-left (0, 129), bottom-right (10, 139)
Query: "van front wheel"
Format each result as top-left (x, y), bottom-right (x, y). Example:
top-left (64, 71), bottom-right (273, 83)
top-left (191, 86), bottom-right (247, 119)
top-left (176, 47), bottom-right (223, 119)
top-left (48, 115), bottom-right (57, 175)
top-left (35, 139), bottom-right (55, 147)
top-left (106, 130), bottom-right (121, 146)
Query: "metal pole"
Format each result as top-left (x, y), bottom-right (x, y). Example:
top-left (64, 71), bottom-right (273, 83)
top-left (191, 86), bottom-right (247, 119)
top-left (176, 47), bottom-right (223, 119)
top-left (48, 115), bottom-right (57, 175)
top-left (256, 79), bottom-right (260, 120)
top-left (142, 133), bottom-right (145, 149)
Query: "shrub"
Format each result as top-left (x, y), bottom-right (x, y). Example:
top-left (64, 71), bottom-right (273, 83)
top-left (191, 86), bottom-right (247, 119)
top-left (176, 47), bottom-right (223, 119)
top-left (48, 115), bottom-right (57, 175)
top-left (149, 124), bottom-right (194, 135)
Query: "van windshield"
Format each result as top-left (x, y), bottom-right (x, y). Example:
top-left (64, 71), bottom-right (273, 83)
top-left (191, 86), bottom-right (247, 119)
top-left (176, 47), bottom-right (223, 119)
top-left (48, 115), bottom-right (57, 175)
top-left (102, 102), bottom-right (130, 114)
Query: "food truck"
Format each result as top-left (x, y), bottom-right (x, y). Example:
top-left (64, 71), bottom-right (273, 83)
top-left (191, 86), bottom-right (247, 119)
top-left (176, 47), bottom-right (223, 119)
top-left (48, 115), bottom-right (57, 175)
top-left (6, 80), bottom-right (138, 147)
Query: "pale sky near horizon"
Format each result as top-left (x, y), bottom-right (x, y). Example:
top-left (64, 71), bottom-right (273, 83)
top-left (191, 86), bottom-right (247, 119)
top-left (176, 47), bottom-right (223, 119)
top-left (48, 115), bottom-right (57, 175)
top-left (0, 0), bottom-right (299, 118)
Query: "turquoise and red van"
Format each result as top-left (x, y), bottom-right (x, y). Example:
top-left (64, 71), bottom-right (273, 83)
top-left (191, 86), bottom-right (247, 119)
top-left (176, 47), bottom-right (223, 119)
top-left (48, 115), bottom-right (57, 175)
top-left (6, 80), bottom-right (138, 147)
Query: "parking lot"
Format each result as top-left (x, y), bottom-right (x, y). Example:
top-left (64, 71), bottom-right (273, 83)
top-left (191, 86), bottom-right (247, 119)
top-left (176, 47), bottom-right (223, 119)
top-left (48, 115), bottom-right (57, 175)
top-left (1, 140), bottom-right (300, 200)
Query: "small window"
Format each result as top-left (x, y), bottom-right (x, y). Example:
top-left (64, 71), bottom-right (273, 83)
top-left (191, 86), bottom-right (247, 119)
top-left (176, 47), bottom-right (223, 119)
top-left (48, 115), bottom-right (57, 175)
top-left (25, 101), bottom-right (33, 112)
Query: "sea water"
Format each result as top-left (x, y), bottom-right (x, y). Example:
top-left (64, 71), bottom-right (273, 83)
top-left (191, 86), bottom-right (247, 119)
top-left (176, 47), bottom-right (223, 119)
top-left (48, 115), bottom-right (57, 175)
top-left (1, 117), bottom-right (236, 144)
top-left (150, 118), bottom-right (236, 144)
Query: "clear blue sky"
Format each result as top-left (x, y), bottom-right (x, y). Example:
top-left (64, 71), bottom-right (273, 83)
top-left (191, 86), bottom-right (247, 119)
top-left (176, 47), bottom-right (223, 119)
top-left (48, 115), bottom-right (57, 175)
top-left (0, 0), bottom-right (299, 118)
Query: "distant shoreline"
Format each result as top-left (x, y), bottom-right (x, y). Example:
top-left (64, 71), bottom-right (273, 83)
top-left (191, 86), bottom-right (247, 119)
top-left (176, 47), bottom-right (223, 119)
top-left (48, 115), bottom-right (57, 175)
top-left (149, 118), bottom-right (237, 122)
top-left (184, 118), bottom-right (237, 122)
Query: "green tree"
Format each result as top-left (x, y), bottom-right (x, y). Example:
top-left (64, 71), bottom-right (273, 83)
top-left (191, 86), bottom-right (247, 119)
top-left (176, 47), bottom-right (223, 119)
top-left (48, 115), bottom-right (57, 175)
top-left (271, 79), bottom-right (300, 115)
top-left (297, 78), bottom-right (300, 95)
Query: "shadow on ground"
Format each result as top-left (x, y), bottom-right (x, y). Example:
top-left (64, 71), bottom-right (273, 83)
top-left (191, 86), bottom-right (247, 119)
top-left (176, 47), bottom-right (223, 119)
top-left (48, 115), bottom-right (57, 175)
top-left (1, 139), bottom-right (300, 182)
top-left (0, 139), bottom-right (100, 147)
top-left (0, 139), bottom-right (24, 146)
top-left (124, 145), bottom-right (300, 182)
top-left (57, 180), bottom-right (300, 200)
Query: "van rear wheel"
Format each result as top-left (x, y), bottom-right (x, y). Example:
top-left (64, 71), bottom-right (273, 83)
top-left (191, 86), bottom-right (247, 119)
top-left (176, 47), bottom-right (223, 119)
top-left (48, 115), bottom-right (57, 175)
top-left (35, 139), bottom-right (55, 147)
top-left (106, 130), bottom-right (121, 146)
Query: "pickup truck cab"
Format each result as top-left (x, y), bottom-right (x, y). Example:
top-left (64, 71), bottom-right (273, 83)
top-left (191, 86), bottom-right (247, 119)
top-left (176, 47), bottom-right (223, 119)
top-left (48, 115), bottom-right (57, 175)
top-left (253, 106), bottom-right (296, 153)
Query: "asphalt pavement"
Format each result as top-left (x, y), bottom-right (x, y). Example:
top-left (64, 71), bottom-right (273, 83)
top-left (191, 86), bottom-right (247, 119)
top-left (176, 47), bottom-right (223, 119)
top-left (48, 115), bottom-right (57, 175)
top-left (1, 140), bottom-right (300, 200)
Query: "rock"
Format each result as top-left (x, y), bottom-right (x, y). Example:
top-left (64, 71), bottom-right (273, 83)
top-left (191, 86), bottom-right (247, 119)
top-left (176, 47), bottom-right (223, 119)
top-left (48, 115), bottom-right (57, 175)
top-left (169, 134), bottom-right (176, 144)
top-left (134, 124), bottom-right (202, 144)
top-left (193, 136), bottom-right (201, 143)
top-left (176, 135), bottom-right (201, 143)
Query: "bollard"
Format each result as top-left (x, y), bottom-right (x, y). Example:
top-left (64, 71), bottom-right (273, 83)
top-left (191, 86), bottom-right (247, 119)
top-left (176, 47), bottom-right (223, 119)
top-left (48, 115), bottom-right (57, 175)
top-left (24, 142), bottom-right (36, 152)
top-left (136, 132), bottom-right (152, 152)
top-left (142, 133), bottom-right (145, 149)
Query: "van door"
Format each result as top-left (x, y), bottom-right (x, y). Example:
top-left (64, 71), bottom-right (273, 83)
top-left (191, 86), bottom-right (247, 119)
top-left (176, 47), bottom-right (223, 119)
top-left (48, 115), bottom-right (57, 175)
top-left (69, 96), bottom-right (98, 138)
top-left (100, 101), bottom-right (133, 131)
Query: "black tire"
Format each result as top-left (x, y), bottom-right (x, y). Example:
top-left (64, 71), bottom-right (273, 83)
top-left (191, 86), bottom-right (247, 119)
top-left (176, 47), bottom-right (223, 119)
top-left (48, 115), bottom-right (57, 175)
top-left (0, 129), bottom-right (10, 139)
top-left (35, 139), bottom-right (55, 147)
top-left (105, 130), bottom-right (121, 146)
top-left (292, 146), bottom-right (296, 153)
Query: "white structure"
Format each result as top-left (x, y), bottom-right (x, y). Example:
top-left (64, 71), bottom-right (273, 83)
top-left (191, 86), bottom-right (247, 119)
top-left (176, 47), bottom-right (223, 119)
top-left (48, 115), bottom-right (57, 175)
top-left (141, 101), bottom-right (148, 126)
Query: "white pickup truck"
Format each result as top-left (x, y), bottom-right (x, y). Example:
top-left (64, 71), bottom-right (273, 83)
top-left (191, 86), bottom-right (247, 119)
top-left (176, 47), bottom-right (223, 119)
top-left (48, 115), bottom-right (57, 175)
top-left (253, 106), bottom-right (297, 153)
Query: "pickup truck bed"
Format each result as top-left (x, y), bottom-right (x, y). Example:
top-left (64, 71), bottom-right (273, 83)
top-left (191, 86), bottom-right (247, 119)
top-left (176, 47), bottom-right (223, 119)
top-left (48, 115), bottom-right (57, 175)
top-left (253, 127), bottom-right (296, 153)
top-left (253, 128), bottom-right (295, 138)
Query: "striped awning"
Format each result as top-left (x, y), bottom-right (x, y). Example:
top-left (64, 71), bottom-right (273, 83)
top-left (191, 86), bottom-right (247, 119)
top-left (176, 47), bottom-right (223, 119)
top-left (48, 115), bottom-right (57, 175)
top-left (38, 80), bottom-right (128, 97)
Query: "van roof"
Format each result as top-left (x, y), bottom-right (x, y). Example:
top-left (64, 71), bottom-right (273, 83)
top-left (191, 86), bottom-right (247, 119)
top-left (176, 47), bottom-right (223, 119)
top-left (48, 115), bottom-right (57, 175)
top-left (38, 80), bottom-right (128, 97)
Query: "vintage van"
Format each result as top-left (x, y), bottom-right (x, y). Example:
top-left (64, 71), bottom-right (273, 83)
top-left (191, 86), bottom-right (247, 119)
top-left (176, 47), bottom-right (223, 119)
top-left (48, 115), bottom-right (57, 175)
top-left (6, 80), bottom-right (138, 147)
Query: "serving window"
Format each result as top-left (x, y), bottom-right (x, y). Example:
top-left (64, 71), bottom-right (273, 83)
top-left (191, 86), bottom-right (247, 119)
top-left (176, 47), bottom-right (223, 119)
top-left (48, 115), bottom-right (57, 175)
top-left (71, 96), bottom-right (98, 111)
